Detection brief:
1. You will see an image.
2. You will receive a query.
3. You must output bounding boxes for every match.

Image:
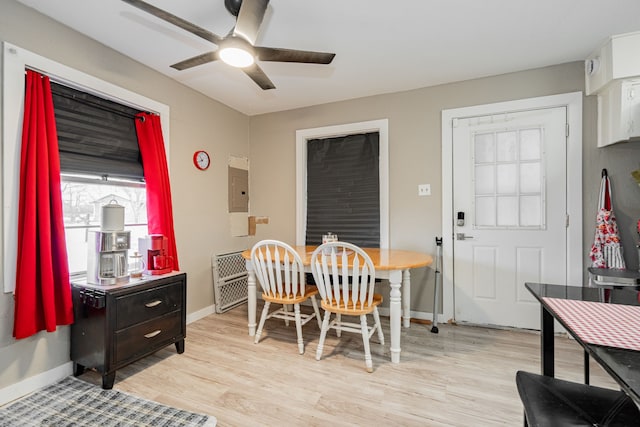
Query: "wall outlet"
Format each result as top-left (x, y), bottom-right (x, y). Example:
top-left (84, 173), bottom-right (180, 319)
top-left (418, 184), bottom-right (431, 196)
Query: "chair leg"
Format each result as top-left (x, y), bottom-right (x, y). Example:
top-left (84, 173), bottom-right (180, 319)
top-left (360, 314), bottom-right (373, 373)
top-left (373, 307), bottom-right (384, 345)
top-left (294, 303), bottom-right (304, 354)
top-left (310, 295), bottom-right (322, 329)
top-left (255, 301), bottom-right (271, 344)
top-left (283, 304), bottom-right (290, 326)
top-left (316, 311), bottom-right (331, 361)
top-left (336, 313), bottom-right (342, 337)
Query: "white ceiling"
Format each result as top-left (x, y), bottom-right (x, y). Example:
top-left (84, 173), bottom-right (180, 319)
top-left (16, 0), bottom-right (640, 115)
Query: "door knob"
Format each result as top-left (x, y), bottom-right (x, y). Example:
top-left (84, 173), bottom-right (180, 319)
top-left (456, 232), bottom-right (474, 240)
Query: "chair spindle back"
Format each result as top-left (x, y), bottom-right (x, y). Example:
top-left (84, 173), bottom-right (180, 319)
top-left (251, 240), bottom-right (305, 299)
top-left (312, 241), bottom-right (376, 311)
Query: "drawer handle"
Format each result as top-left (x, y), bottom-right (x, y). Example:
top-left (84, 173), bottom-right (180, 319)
top-left (144, 330), bottom-right (162, 339)
top-left (145, 300), bottom-right (162, 308)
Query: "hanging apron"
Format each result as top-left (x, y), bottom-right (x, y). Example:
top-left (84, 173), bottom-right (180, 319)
top-left (589, 172), bottom-right (626, 269)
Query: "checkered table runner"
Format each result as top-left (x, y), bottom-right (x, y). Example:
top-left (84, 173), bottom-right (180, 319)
top-left (542, 297), bottom-right (640, 351)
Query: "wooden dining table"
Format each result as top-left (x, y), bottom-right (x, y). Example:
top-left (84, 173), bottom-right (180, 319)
top-left (241, 245), bottom-right (432, 363)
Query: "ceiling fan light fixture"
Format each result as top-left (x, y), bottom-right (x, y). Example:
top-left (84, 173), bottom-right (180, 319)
top-left (219, 46), bottom-right (255, 68)
top-left (218, 36), bottom-right (255, 68)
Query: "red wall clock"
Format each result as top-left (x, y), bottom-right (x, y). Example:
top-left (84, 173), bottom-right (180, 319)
top-left (193, 150), bottom-right (210, 170)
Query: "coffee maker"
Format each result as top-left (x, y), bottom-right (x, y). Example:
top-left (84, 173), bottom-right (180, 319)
top-left (87, 199), bottom-right (130, 285)
top-left (139, 234), bottom-right (172, 275)
top-left (87, 230), bottom-right (131, 285)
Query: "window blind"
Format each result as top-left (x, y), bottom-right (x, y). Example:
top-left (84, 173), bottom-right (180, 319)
top-left (50, 82), bottom-right (144, 181)
top-left (305, 132), bottom-right (380, 248)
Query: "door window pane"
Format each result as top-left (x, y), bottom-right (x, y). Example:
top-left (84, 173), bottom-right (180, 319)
top-left (496, 164), bottom-right (517, 194)
top-left (475, 196), bottom-right (496, 227)
top-left (474, 164), bottom-right (495, 194)
top-left (497, 196), bottom-right (518, 226)
top-left (474, 133), bottom-right (494, 163)
top-left (496, 131), bottom-right (517, 161)
top-left (520, 129), bottom-right (541, 160)
top-left (473, 126), bottom-right (545, 229)
top-left (520, 195), bottom-right (542, 226)
top-left (520, 162), bottom-right (541, 193)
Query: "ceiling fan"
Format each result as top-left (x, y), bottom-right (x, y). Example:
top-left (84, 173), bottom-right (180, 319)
top-left (121, 0), bottom-right (336, 90)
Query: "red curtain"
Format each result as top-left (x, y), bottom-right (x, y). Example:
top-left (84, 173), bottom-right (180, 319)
top-left (135, 112), bottom-right (180, 270)
top-left (13, 70), bottom-right (73, 339)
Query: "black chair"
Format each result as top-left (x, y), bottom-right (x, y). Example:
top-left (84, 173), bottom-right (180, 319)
top-left (515, 371), bottom-right (640, 426)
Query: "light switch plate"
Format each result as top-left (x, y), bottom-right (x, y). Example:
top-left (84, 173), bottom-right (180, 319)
top-left (418, 184), bottom-right (431, 196)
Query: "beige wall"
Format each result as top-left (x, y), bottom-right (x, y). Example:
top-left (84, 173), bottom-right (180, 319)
top-left (0, 0), bottom-right (249, 389)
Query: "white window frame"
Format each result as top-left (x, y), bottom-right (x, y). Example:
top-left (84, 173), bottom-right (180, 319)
top-left (2, 42), bottom-right (170, 293)
top-left (295, 119), bottom-right (389, 248)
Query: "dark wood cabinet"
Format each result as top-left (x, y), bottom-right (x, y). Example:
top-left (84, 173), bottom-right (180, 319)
top-left (70, 272), bottom-right (186, 389)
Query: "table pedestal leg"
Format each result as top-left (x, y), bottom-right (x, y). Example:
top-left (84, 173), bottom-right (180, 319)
top-left (389, 270), bottom-right (402, 363)
top-left (247, 268), bottom-right (257, 336)
top-left (402, 270), bottom-right (411, 328)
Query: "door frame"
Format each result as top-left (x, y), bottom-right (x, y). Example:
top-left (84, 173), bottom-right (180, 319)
top-left (441, 92), bottom-right (583, 325)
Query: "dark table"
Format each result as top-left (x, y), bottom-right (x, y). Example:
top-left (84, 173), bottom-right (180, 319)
top-left (525, 282), bottom-right (640, 407)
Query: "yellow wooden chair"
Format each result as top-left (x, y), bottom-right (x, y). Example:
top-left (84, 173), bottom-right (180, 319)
top-left (251, 240), bottom-right (322, 354)
top-left (311, 241), bottom-right (384, 372)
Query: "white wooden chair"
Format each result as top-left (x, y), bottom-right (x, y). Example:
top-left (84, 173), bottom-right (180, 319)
top-left (250, 240), bottom-right (322, 354)
top-left (311, 241), bottom-right (384, 372)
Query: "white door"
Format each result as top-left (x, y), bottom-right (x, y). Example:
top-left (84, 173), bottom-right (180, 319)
top-left (452, 107), bottom-right (567, 329)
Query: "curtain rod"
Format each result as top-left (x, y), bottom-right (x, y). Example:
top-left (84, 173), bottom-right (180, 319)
top-left (25, 66), bottom-right (154, 118)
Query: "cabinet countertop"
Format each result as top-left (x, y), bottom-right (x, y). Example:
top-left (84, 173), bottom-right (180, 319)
top-left (71, 271), bottom-right (185, 291)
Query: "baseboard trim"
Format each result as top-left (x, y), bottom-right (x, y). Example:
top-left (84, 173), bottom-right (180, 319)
top-left (0, 362), bottom-right (73, 406)
top-left (376, 308), bottom-right (436, 322)
top-left (187, 304), bottom-right (216, 324)
top-left (409, 310), bottom-right (437, 322)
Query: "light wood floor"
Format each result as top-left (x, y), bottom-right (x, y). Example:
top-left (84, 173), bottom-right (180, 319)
top-left (80, 303), bottom-right (619, 426)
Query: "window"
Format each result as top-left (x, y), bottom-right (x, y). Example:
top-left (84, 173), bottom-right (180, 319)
top-left (472, 127), bottom-right (545, 229)
top-left (296, 119), bottom-right (389, 248)
top-left (61, 177), bottom-right (147, 275)
top-left (2, 42), bottom-right (170, 292)
top-left (305, 132), bottom-right (380, 247)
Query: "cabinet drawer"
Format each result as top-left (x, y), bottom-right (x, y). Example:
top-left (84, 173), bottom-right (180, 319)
top-left (115, 281), bottom-right (183, 330)
top-left (114, 310), bottom-right (183, 366)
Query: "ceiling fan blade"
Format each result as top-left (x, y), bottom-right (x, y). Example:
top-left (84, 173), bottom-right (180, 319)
top-left (255, 47), bottom-right (335, 64)
top-left (233, 0), bottom-right (269, 45)
top-left (121, 0), bottom-right (223, 45)
top-left (243, 63), bottom-right (275, 90)
top-left (170, 51), bottom-right (219, 71)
